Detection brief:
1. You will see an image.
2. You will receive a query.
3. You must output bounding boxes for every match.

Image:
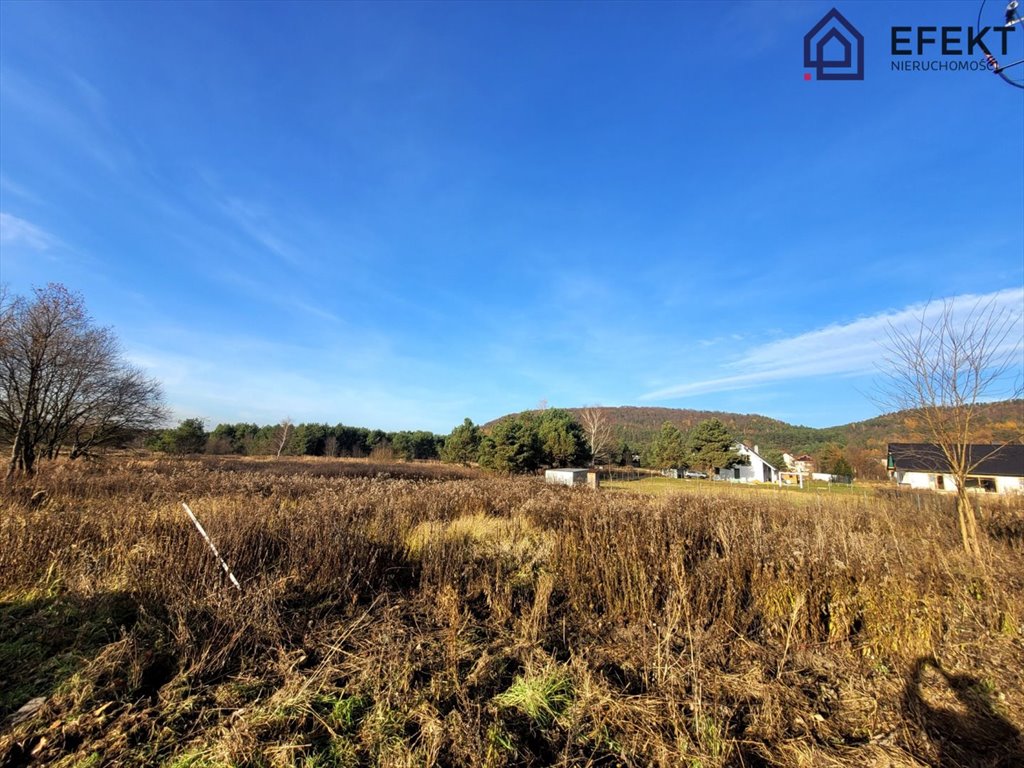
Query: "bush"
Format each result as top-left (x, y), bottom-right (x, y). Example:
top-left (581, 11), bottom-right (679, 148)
top-left (153, 418), bottom-right (208, 454)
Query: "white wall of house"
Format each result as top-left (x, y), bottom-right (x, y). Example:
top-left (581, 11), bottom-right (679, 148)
top-left (895, 470), bottom-right (1023, 494)
top-left (995, 476), bottom-right (1023, 493)
top-left (726, 444), bottom-right (778, 483)
top-left (896, 470), bottom-right (963, 490)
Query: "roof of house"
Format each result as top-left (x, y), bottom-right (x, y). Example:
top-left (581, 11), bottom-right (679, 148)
top-left (887, 443), bottom-right (1024, 477)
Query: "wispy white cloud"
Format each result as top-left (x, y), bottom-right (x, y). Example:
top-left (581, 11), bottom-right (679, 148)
top-left (0, 212), bottom-right (59, 250)
top-left (0, 67), bottom-right (130, 175)
top-left (640, 288), bottom-right (1024, 401)
top-left (211, 267), bottom-right (344, 325)
top-left (190, 169), bottom-right (309, 268)
top-left (0, 176), bottom-right (42, 204)
top-left (218, 195), bottom-right (307, 269)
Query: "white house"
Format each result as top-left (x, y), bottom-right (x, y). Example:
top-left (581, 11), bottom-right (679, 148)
top-left (887, 443), bottom-right (1024, 494)
top-left (782, 453), bottom-right (816, 474)
top-left (717, 444), bottom-right (780, 483)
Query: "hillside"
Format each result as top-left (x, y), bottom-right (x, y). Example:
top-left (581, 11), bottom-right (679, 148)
top-left (487, 400), bottom-right (1024, 459)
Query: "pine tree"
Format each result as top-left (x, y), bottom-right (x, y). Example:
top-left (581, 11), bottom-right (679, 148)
top-left (687, 418), bottom-right (744, 477)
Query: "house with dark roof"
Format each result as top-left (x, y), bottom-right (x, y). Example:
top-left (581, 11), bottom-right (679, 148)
top-left (887, 443), bottom-right (1024, 494)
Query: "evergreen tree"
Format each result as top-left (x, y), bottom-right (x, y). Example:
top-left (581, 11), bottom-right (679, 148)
top-left (441, 418), bottom-right (481, 465)
top-left (818, 443), bottom-right (853, 478)
top-left (478, 417), bottom-right (541, 473)
top-left (289, 423), bottom-right (329, 456)
top-left (154, 418), bottom-right (207, 455)
top-left (687, 418), bottom-right (744, 477)
top-left (759, 448), bottom-right (788, 474)
top-left (391, 430), bottom-right (441, 460)
top-left (535, 409), bottom-right (589, 467)
top-left (650, 422), bottom-right (688, 468)
top-left (611, 441), bottom-right (636, 466)
top-left (206, 423), bottom-right (242, 454)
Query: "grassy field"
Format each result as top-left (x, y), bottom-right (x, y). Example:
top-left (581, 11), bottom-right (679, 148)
top-left (602, 476), bottom-right (870, 498)
top-left (2, 456), bottom-right (1023, 767)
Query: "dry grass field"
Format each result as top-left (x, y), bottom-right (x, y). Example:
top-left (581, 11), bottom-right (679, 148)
top-left (2, 456), bottom-right (1023, 767)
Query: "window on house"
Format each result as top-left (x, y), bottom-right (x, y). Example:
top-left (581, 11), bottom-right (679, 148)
top-left (965, 477), bottom-right (997, 492)
top-left (936, 475), bottom-right (944, 490)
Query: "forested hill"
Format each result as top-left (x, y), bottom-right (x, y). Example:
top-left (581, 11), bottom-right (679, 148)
top-left (486, 400), bottom-right (1024, 458)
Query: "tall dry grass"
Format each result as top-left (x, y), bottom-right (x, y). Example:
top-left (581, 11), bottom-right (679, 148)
top-left (1, 457), bottom-right (1022, 767)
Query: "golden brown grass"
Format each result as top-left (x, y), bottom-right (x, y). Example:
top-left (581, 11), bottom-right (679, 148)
top-left (1, 456), bottom-right (1022, 767)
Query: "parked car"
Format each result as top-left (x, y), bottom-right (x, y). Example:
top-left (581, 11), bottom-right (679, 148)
top-left (683, 470), bottom-right (708, 479)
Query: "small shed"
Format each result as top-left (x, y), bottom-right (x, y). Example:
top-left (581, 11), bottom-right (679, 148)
top-left (545, 468), bottom-right (589, 487)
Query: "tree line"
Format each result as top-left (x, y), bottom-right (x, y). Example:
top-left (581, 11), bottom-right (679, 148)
top-left (446, 410), bottom-right (592, 472)
top-left (152, 418), bottom-right (446, 461)
top-left (152, 409), bottom-right (624, 472)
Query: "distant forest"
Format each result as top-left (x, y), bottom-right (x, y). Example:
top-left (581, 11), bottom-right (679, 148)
top-left (152, 419), bottom-right (445, 461)
top-left (552, 401), bottom-right (1024, 458)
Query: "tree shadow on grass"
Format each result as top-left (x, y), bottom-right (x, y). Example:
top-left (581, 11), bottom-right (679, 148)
top-left (0, 591), bottom-right (139, 722)
top-left (903, 656), bottom-right (1024, 767)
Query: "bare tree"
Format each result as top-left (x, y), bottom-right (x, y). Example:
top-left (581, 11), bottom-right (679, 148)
top-left (579, 406), bottom-right (612, 465)
top-left (324, 434), bottom-right (338, 458)
top-left (1, 284), bottom-right (166, 477)
top-left (879, 295), bottom-right (1023, 557)
top-left (63, 369), bottom-right (166, 459)
top-left (275, 417), bottom-right (293, 458)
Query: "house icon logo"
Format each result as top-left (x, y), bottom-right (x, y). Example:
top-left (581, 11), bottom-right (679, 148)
top-left (804, 7), bottom-right (864, 81)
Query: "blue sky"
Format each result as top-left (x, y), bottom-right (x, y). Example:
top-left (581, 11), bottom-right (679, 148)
top-left (1, 0), bottom-right (1022, 432)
